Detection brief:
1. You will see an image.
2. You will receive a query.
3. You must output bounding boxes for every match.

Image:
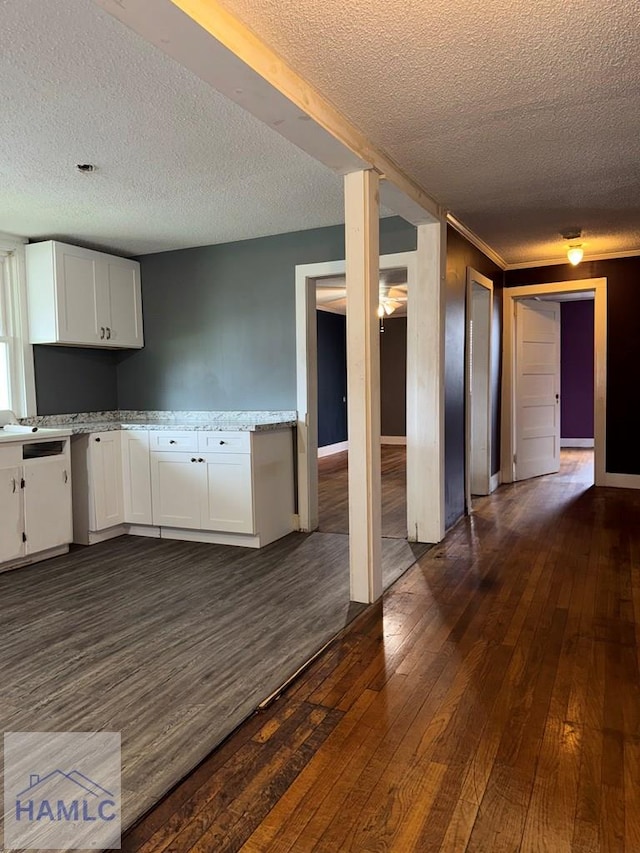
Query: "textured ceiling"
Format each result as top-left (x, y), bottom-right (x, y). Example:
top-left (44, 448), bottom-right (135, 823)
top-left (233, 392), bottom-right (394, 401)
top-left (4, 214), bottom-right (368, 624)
top-left (219, 0), bottom-right (640, 264)
top-left (0, 0), bottom-right (350, 256)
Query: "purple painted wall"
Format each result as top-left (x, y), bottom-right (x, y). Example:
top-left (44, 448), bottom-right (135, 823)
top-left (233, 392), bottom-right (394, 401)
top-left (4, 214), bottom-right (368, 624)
top-left (561, 300), bottom-right (594, 438)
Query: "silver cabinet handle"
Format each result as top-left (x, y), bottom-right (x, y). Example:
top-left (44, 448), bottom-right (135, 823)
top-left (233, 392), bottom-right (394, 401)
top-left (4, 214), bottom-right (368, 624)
top-left (63, 469), bottom-right (68, 484)
top-left (100, 327), bottom-right (105, 339)
top-left (12, 477), bottom-right (16, 493)
top-left (106, 327), bottom-right (112, 340)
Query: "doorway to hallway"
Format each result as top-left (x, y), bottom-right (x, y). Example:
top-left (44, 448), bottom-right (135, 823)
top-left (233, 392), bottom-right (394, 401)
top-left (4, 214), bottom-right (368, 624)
top-left (318, 445), bottom-right (407, 538)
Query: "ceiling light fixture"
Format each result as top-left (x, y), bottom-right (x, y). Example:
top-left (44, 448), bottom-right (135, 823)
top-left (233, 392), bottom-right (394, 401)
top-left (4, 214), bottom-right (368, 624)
top-left (567, 245), bottom-right (584, 266)
top-left (562, 229), bottom-right (584, 265)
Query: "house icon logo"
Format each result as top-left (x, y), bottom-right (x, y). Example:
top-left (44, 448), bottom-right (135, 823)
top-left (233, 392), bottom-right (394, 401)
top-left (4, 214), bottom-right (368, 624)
top-left (4, 731), bottom-right (121, 851)
top-left (15, 769), bottom-right (117, 823)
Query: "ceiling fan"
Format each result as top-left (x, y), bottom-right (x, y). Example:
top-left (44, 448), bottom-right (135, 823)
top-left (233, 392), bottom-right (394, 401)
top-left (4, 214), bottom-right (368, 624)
top-left (316, 281), bottom-right (408, 316)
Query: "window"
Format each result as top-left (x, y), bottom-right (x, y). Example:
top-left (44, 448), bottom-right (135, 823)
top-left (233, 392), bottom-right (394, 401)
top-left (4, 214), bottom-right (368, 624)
top-left (0, 253), bottom-right (14, 410)
top-left (0, 237), bottom-right (35, 417)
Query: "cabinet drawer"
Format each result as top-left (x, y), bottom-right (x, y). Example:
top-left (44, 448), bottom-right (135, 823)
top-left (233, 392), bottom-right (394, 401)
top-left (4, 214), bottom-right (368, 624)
top-left (198, 431), bottom-right (250, 454)
top-left (149, 431), bottom-right (199, 453)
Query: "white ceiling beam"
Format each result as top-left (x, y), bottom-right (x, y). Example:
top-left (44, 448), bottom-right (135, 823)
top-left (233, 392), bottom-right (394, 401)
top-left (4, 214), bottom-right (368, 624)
top-left (96, 0), bottom-right (441, 223)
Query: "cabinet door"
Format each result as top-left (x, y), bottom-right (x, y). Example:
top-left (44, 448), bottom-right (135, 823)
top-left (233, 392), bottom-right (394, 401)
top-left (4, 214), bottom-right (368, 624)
top-left (23, 460), bottom-right (72, 554)
top-left (89, 432), bottom-right (124, 530)
top-left (0, 465), bottom-right (24, 564)
top-left (150, 452), bottom-right (203, 529)
top-left (201, 453), bottom-right (254, 534)
top-left (121, 431), bottom-right (152, 525)
top-left (105, 260), bottom-right (143, 348)
top-left (54, 244), bottom-right (102, 344)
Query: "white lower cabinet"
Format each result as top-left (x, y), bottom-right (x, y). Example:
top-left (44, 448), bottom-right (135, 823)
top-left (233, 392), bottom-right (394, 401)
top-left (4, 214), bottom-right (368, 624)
top-left (121, 431), bottom-right (152, 525)
top-left (0, 441), bottom-right (73, 571)
top-left (150, 452), bottom-right (203, 529)
top-left (148, 429), bottom-right (293, 545)
top-left (149, 449), bottom-right (255, 533)
top-left (0, 464), bottom-right (24, 564)
top-left (72, 427), bottom-right (295, 548)
top-left (23, 459), bottom-right (73, 554)
top-left (71, 431), bottom-right (125, 544)
top-left (201, 453), bottom-right (254, 534)
top-left (89, 432), bottom-right (124, 530)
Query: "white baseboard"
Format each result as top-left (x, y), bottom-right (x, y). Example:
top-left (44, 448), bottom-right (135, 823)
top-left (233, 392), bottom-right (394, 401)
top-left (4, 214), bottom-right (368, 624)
top-left (318, 440), bottom-right (348, 457)
top-left (561, 438), bottom-right (594, 448)
top-left (490, 472), bottom-right (501, 493)
top-left (80, 525), bottom-right (128, 546)
top-left (126, 524), bottom-right (161, 538)
top-left (0, 544), bottom-right (69, 574)
top-left (318, 436), bottom-right (407, 455)
top-left (159, 526), bottom-right (262, 548)
top-left (601, 472), bottom-right (640, 490)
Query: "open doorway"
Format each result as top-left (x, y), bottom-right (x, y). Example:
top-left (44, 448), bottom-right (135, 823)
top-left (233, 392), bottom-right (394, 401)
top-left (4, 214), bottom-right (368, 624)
top-left (315, 267), bottom-right (409, 537)
top-left (502, 278), bottom-right (606, 487)
top-left (515, 291), bottom-right (595, 485)
top-left (295, 251), bottom-right (417, 533)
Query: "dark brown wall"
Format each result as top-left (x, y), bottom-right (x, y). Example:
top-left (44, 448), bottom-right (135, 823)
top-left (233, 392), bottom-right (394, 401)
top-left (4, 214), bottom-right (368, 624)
top-left (505, 257), bottom-right (640, 475)
top-left (445, 226), bottom-right (504, 528)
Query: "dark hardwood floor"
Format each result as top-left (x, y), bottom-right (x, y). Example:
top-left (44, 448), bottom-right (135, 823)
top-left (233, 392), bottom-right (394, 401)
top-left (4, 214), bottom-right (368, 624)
top-left (319, 445), bottom-right (407, 538)
top-left (122, 449), bottom-right (640, 852)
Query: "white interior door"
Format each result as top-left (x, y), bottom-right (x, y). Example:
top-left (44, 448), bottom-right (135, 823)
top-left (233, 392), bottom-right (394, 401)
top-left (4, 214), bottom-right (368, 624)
top-left (465, 270), bottom-right (493, 510)
top-left (515, 299), bottom-right (561, 480)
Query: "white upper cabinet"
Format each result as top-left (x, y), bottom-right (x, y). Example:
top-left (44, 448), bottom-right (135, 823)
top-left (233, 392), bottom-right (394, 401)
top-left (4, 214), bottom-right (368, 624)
top-left (26, 241), bottom-right (143, 349)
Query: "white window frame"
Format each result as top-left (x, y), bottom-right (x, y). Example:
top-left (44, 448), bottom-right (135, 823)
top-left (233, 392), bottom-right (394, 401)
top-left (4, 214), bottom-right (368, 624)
top-left (0, 232), bottom-right (36, 417)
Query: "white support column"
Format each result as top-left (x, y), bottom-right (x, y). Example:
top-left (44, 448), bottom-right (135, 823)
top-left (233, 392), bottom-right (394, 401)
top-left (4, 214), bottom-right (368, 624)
top-left (406, 220), bottom-right (446, 543)
top-left (345, 170), bottom-right (382, 604)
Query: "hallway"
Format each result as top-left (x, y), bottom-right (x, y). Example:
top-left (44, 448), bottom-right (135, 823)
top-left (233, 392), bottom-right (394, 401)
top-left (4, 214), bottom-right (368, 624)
top-left (123, 450), bottom-right (640, 852)
top-left (318, 445), bottom-right (408, 538)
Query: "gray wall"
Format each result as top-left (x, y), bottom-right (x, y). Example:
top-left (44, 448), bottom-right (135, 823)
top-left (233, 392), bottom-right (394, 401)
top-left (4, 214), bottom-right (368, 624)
top-left (32, 217), bottom-right (501, 533)
top-left (116, 217), bottom-right (417, 410)
top-left (33, 345), bottom-right (118, 415)
top-left (380, 317), bottom-right (407, 436)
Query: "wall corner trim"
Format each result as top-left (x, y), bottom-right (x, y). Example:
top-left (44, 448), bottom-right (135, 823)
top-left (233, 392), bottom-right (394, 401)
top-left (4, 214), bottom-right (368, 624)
top-left (446, 214), bottom-right (506, 270)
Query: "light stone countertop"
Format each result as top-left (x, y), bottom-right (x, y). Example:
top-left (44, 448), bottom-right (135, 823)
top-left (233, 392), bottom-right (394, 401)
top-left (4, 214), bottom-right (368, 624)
top-left (20, 410), bottom-right (297, 435)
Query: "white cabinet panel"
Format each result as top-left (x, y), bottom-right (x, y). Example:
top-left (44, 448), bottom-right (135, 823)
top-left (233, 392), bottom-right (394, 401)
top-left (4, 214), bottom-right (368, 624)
top-left (150, 452), bottom-right (202, 529)
top-left (150, 431), bottom-right (199, 453)
top-left (23, 459), bottom-right (72, 554)
top-left (201, 453), bottom-right (254, 534)
top-left (55, 248), bottom-right (102, 344)
top-left (0, 465), bottom-right (24, 563)
top-left (121, 431), bottom-right (152, 525)
top-left (106, 261), bottom-right (143, 347)
top-left (89, 432), bottom-right (124, 530)
top-left (198, 431), bottom-right (250, 454)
